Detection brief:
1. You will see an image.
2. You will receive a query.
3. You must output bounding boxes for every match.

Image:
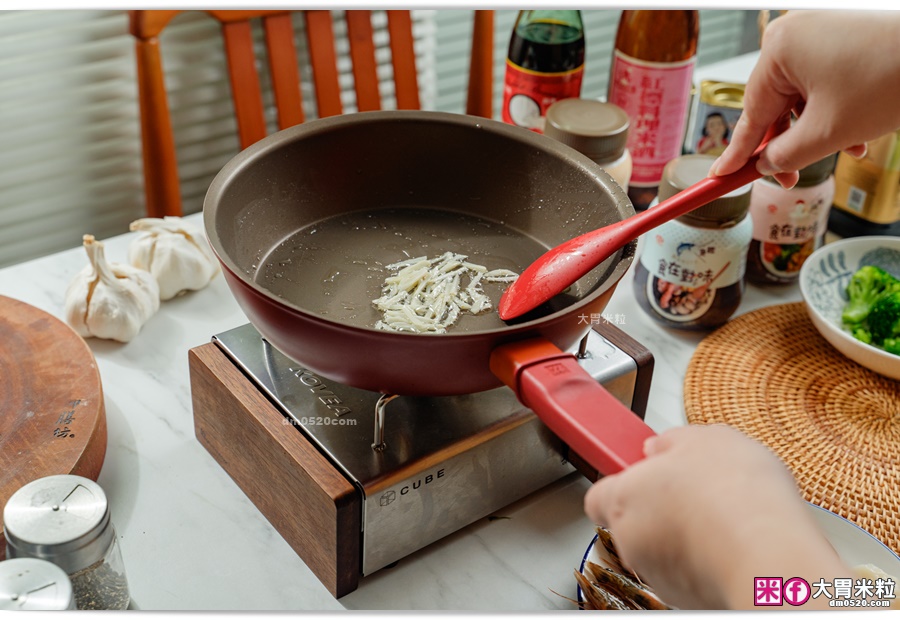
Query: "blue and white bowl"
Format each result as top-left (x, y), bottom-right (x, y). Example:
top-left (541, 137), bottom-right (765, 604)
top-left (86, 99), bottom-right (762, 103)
top-left (798, 236), bottom-right (900, 381)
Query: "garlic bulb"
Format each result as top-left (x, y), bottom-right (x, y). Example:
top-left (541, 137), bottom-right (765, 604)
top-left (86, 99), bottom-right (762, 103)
top-left (65, 234), bottom-right (160, 343)
top-left (128, 216), bottom-right (219, 300)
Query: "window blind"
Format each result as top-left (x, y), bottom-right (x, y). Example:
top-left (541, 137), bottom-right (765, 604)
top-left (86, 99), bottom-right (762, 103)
top-left (0, 9), bottom-right (751, 269)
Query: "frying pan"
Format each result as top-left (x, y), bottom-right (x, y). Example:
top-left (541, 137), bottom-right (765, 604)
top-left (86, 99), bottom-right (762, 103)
top-left (203, 110), bottom-right (655, 476)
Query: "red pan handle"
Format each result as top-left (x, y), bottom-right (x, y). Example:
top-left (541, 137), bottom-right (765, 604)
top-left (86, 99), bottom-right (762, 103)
top-left (490, 338), bottom-right (655, 476)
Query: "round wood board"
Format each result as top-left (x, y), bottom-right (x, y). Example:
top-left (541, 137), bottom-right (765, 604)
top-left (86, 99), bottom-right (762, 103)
top-left (0, 295), bottom-right (106, 560)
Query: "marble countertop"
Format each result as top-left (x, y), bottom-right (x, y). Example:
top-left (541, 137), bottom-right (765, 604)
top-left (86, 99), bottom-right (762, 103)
top-left (1, 52), bottom-right (808, 611)
top-left (0, 213), bottom-right (806, 612)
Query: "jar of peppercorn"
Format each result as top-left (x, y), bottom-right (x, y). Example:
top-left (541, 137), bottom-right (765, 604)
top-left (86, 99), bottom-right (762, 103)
top-left (633, 154), bottom-right (753, 330)
top-left (3, 475), bottom-right (131, 610)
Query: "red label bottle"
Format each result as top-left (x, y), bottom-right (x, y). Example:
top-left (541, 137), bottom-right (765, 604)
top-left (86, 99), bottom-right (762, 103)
top-left (608, 10), bottom-right (699, 210)
top-left (502, 10), bottom-right (585, 133)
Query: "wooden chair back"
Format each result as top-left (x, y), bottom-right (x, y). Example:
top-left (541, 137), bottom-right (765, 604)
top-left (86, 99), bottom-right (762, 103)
top-left (129, 10), bottom-right (495, 218)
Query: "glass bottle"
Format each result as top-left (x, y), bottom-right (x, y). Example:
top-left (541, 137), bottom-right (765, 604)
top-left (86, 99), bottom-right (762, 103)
top-left (828, 129), bottom-right (900, 237)
top-left (544, 98), bottom-right (633, 191)
top-left (501, 10), bottom-right (585, 133)
top-left (3, 475), bottom-right (131, 610)
top-left (608, 10), bottom-right (700, 210)
top-left (745, 153), bottom-right (837, 285)
top-left (633, 154), bottom-right (753, 331)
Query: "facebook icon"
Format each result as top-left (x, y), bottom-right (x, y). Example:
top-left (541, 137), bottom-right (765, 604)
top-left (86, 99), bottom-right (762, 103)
top-left (784, 578), bottom-right (812, 606)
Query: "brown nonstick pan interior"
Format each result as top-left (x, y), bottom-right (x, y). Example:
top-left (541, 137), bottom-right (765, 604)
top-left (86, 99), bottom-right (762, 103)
top-left (204, 110), bottom-right (636, 395)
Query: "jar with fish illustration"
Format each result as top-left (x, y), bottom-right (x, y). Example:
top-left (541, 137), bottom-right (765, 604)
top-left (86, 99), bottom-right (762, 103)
top-left (633, 154), bottom-right (753, 330)
top-left (745, 153), bottom-right (837, 285)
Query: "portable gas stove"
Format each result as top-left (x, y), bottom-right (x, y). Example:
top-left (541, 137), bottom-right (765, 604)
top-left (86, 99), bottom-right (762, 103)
top-left (189, 322), bottom-right (652, 598)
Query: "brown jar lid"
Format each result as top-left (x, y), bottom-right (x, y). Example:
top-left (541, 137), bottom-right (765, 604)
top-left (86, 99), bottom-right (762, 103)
top-left (659, 154), bottom-right (752, 226)
top-left (797, 152), bottom-right (837, 187)
top-left (761, 152), bottom-right (837, 188)
top-left (544, 98), bottom-right (630, 163)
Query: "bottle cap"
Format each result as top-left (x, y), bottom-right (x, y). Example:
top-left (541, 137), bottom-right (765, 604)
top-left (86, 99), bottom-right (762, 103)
top-left (3, 475), bottom-right (114, 574)
top-left (658, 154), bottom-right (752, 226)
top-left (0, 558), bottom-right (75, 610)
top-left (544, 99), bottom-right (630, 163)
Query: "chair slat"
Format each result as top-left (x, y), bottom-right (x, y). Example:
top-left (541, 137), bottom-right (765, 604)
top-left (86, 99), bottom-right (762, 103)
top-left (263, 14), bottom-right (305, 128)
top-left (305, 11), bottom-right (343, 117)
top-left (222, 20), bottom-right (268, 149)
top-left (345, 11), bottom-right (381, 112)
top-left (134, 36), bottom-right (182, 217)
top-left (130, 9), bottom-right (495, 221)
top-left (466, 11), bottom-right (494, 118)
top-left (386, 11), bottom-right (420, 110)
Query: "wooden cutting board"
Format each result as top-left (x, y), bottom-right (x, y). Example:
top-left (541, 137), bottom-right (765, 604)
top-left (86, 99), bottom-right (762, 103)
top-left (0, 295), bottom-right (106, 560)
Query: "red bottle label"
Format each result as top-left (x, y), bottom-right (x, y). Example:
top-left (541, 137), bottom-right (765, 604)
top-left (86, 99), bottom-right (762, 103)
top-left (608, 50), bottom-right (695, 186)
top-left (501, 61), bottom-right (584, 133)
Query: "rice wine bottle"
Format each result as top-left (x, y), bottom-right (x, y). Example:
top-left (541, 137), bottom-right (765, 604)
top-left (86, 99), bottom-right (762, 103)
top-left (608, 10), bottom-right (699, 210)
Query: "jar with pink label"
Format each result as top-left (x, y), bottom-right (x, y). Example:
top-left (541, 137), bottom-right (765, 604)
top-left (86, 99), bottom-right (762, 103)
top-left (745, 154), bottom-right (837, 285)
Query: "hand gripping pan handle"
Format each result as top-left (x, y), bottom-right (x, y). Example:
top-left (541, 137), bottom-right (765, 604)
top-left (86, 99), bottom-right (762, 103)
top-left (490, 338), bottom-right (655, 476)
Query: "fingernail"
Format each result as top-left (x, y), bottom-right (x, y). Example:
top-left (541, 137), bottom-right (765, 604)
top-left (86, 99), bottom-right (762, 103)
top-left (707, 157), bottom-right (721, 177)
top-left (643, 435), bottom-right (660, 455)
top-left (756, 159), bottom-right (780, 177)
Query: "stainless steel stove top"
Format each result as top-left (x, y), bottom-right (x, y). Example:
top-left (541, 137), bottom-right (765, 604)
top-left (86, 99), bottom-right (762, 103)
top-left (213, 324), bottom-right (640, 575)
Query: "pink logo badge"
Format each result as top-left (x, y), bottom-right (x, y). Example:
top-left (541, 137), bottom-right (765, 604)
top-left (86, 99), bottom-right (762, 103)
top-left (755, 577), bottom-right (783, 606)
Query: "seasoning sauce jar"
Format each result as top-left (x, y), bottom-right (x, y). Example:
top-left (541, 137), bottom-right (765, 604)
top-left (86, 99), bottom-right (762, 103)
top-left (745, 153), bottom-right (837, 285)
top-left (0, 558), bottom-right (75, 610)
top-left (544, 98), bottom-right (633, 191)
top-left (3, 475), bottom-right (130, 610)
top-left (633, 154), bottom-right (753, 330)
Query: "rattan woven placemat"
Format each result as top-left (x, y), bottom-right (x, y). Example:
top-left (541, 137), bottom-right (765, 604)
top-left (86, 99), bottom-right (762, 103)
top-left (684, 302), bottom-right (899, 555)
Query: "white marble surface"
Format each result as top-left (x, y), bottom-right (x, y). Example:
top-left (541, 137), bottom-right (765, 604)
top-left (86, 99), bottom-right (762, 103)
top-left (0, 53), bottom-right (795, 612)
top-left (0, 213), bottom-right (805, 612)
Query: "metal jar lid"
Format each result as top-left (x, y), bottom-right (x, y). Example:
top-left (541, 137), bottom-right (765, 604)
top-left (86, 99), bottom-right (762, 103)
top-left (699, 80), bottom-right (745, 110)
top-left (3, 475), bottom-right (113, 575)
top-left (658, 154), bottom-right (752, 226)
top-left (544, 98), bottom-right (630, 163)
top-left (0, 557), bottom-right (75, 610)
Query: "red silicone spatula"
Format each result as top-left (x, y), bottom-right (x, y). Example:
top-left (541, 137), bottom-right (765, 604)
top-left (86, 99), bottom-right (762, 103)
top-left (498, 130), bottom-right (784, 322)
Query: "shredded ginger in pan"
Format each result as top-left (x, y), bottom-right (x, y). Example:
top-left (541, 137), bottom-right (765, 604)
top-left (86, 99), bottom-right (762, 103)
top-left (372, 252), bottom-right (518, 333)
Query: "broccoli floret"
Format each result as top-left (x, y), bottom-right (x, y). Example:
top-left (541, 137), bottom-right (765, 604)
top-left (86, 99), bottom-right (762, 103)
top-left (883, 338), bottom-right (900, 355)
top-left (851, 325), bottom-right (873, 344)
top-left (867, 291), bottom-right (900, 345)
top-left (841, 266), bottom-right (900, 325)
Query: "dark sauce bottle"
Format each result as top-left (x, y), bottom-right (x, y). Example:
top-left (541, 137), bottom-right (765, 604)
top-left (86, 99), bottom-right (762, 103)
top-left (502, 10), bottom-right (585, 133)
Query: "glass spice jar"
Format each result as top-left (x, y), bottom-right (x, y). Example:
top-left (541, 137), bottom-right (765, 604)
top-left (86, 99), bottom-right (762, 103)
top-left (745, 153), bottom-right (837, 285)
top-left (544, 98), bottom-right (633, 191)
top-left (3, 475), bottom-right (131, 610)
top-left (633, 154), bottom-right (753, 330)
top-left (0, 558), bottom-right (76, 610)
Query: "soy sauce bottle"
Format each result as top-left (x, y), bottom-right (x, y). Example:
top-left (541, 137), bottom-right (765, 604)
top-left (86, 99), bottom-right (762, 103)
top-left (608, 10), bottom-right (699, 210)
top-left (501, 10), bottom-right (585, 133)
